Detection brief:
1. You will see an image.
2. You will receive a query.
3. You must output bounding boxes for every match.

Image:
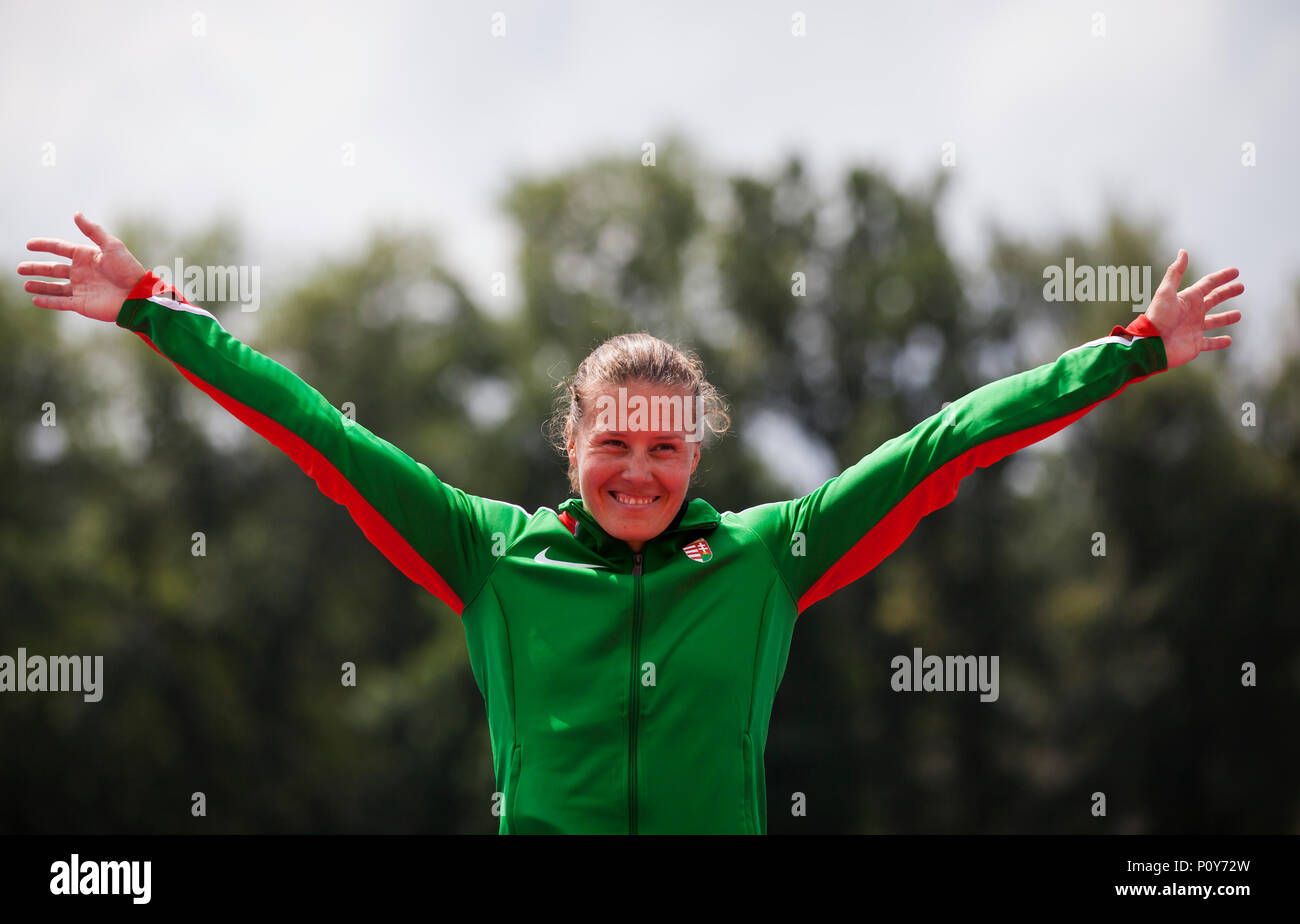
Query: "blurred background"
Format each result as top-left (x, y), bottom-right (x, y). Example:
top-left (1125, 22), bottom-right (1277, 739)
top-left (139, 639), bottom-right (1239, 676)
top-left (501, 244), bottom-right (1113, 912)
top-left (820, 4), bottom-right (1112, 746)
top-left (2, 0), bottom-right (1298, 834)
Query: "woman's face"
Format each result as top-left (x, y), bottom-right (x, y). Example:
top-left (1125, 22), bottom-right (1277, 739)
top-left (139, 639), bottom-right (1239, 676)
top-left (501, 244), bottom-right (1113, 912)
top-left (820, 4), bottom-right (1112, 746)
top-left (568, 379), bottom-right (701, 552)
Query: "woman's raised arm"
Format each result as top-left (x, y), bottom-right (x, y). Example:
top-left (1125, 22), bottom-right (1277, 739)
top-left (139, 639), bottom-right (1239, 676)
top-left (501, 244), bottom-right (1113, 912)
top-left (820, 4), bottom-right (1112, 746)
top-left (731, 251), bottom-right (1243, 616)
top-left (18, 213), bottom-right (528, 616)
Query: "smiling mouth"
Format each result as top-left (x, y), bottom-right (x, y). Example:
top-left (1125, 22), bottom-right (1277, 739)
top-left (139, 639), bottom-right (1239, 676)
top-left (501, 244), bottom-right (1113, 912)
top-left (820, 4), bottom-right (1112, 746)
top-left (610, 491), bottom-right (659, 507)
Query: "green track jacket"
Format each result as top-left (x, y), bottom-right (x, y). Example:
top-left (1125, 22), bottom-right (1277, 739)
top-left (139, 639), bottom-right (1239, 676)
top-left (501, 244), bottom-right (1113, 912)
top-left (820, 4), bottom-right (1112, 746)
top-left (116, 271), bottom-right (1168, 834)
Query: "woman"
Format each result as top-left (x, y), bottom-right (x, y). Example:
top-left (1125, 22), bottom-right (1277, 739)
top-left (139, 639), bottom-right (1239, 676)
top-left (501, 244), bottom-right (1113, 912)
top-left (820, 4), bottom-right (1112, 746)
top-left (19, 213), bottom-right (1244, 834)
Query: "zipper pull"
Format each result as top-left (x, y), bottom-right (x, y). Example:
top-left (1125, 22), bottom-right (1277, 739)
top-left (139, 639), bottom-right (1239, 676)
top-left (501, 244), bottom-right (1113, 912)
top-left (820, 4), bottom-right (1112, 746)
top-left (633, 551), bottom-right (643, 576)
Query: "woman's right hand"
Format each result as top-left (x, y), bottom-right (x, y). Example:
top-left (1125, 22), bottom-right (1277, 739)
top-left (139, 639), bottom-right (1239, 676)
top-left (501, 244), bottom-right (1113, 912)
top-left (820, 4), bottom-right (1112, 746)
top-left (17, 212), bottom-right (148, 322)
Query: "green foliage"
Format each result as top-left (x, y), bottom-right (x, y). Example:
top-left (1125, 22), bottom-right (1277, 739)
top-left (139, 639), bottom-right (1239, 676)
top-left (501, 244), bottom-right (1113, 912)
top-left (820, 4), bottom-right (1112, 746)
top-left (2, 146), bottom-right (1297, 833)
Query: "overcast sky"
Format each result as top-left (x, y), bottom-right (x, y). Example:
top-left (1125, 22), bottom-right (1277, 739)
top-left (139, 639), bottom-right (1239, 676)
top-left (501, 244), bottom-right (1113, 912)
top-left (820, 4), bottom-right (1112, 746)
top-left (4, 0), bottom-right (1296, 445)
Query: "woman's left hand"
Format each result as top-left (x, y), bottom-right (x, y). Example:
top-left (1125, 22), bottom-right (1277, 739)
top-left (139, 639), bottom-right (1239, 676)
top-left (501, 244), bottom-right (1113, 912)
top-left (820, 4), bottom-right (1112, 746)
top-left (1143, 250), bottom-right (1244, 369)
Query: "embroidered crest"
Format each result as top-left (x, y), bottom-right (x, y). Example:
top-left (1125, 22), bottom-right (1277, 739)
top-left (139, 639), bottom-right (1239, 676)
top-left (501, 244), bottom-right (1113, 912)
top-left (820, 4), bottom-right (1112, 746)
top-left (682, 538), bottom-right (713, 563)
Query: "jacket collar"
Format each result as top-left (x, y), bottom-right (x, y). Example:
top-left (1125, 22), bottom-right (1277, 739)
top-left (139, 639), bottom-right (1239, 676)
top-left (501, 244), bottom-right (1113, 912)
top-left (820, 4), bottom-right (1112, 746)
top-left (558, 495), bottom-right (721, 560)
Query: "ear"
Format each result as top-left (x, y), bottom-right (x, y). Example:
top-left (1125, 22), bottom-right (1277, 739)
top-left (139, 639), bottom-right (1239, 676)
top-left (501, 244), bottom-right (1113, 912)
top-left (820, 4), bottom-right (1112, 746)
top-left (690, 442), bottom-right (701, 474)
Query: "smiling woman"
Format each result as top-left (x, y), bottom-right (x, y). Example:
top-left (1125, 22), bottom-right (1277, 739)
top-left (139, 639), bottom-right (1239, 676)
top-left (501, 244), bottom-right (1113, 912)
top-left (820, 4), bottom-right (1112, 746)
top-left (547, 332), bottom-right (731, 552)
top-left (17, 214), bottom-right (1242, 834)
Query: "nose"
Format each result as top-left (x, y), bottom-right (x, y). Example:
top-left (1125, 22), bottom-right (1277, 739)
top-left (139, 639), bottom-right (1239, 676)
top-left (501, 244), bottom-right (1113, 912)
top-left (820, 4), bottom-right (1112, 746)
top-left (622, 448), bottom-right (655, 483)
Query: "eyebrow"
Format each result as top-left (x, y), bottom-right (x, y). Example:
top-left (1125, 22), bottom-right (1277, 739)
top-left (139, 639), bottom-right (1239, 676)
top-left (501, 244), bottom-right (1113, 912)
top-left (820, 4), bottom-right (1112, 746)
top-left (596, 432), bottom-right (686, 440)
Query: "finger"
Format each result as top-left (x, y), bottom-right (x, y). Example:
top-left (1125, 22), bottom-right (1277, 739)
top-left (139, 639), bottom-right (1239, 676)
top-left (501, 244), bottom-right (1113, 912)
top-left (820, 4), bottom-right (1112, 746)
top-left (16, 261), bottom-right (71, 279)
top-left (1203, 309), bottom-right (1242, 331)
top-left (1200, 335), bottom-right (1232, 352)
top-left (26, 238), bottom-right (78, 259)
top-left (1159, 249), bottom-right (1188, 291)
top-left (1203, 281), bottom-right (1244, 311)
top-left (74, 212), bottom-right (112, 248)
top-left (24, 280), bottom-right (72, 297)
top-left (32, 294), bottom-right (76, 311)
top-left (1182, 266), bottom-right (1239, 297)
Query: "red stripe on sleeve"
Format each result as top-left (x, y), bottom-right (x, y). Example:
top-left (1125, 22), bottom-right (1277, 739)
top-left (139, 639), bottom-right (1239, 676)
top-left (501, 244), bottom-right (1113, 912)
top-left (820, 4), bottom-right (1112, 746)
top-left (131, 331), bottom-right (465, 615)
top-left (1114, 314), bottom-right (1161, 338)
top-left (129, 271), bottom-right (187, 303)
top-left (795, 371), bottom-right (1158, 613)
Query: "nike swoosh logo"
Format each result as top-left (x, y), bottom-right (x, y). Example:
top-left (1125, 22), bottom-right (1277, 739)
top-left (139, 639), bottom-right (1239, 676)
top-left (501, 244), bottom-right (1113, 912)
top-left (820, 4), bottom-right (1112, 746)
top-left (534, 547), bottom-right (612, 571)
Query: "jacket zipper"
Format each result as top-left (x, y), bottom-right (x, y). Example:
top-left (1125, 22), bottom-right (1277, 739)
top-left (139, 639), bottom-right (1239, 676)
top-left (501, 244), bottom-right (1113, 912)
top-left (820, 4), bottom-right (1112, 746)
top-left (629, 550), bottom-right (643, 834)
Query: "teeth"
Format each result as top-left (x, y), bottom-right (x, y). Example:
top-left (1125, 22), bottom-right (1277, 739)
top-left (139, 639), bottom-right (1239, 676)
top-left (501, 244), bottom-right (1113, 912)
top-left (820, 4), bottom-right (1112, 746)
top-left (613, 492), bottom-right (656, 506)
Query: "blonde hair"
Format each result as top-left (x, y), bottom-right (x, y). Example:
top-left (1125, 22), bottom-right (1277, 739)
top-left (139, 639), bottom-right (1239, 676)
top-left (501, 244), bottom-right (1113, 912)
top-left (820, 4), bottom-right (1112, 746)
top-left (547, 332), bottom-right (731, 493)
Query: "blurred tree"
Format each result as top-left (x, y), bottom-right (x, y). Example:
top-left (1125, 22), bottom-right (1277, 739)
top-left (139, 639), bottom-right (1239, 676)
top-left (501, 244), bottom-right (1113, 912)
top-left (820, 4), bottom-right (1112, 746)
top-left (1, 140), bottom-right (1296, 834)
